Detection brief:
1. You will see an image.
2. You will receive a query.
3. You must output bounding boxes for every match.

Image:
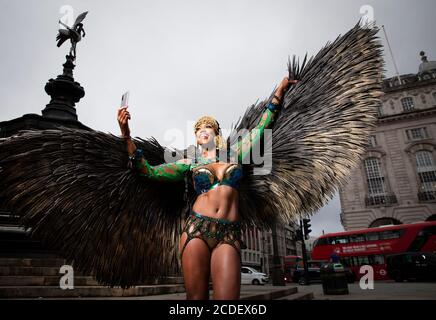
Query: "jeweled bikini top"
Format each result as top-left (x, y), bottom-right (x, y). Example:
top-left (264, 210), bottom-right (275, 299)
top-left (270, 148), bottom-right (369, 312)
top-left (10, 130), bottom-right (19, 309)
top-left (191, 155), bottom-right (243, 195)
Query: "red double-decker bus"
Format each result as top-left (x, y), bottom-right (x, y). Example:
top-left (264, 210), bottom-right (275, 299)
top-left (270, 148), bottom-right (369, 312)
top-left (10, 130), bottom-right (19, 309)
top-left (311, 221), bottom-right (436, 280)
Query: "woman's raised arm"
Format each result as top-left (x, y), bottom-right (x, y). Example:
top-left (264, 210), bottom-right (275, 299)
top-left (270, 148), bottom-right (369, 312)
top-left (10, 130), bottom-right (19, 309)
top-left (117, 105), bottom-right (190, 182)
top-left (233, 77), bottom-right (298, 163)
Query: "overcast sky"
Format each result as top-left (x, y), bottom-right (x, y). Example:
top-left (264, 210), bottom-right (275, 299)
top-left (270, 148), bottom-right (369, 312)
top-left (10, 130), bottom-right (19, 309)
top-left (1, 0), bottom-right (435, 237)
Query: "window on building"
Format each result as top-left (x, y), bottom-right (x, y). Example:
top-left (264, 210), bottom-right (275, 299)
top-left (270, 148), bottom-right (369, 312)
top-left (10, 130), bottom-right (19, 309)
top-left (416, 151), bottom-right (436, 199)
top-left (364, 157), bottom-right (386, 196)
top-left (406, 127), bottom-right (429, 141)
top-left (377, 106), bottom-right (383, 117)
top-left (401, 97), bottom-right (415, 111)
top-left (367, 135), bottom-right (377, 148)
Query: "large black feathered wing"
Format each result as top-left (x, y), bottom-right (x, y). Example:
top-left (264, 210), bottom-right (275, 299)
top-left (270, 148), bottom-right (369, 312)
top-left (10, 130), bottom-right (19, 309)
top-left (0, 128), bottom-right (188, 288)
top-left (230, 23), bottom-right (384, 228)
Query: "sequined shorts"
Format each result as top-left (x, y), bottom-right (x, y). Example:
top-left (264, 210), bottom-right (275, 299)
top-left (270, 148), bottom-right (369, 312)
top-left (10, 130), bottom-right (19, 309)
top-left (180, 211), bottom-right (245, 258)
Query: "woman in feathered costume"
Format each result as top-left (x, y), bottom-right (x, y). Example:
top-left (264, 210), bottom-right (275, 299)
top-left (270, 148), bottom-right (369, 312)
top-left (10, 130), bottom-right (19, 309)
top-left (0, 22), bottom-right (383, 299)
top-left (117, 76), bottom-right (297, 299)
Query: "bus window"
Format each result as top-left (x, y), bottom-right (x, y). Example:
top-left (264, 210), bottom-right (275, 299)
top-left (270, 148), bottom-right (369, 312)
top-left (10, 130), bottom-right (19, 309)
top-left (350, 234), bottom-right (366, 243)
top-left (340, 257), bottom-right (352, 267)
top-left (408, 229), bottom-right (430, 251)
top-left (314, 238), bottom-right (329, 246)
top-left (357, 256), bottom-right (369, 265)
top-left (366, 232), bottom-right (379, 241)
top-left (368, 255), bottom-right (385, 265)
top-left (350, 256), bottom-right (358, 266)
top-left (374, 255), bottom-right (385, 265)
top-left (423, 226), bottom-right (436, 235)
top-left (379, 230), bottom-right (401, 240)
top-left (332, 236), bottom-right (349, 244)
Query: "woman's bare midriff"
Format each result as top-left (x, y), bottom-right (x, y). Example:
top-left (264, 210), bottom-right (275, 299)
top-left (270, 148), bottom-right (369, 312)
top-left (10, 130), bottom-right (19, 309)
top-left (191, 162), bottom-right (240, 222)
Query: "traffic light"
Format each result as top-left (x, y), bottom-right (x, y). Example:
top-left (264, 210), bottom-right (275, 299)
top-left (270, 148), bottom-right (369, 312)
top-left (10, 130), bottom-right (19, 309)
top-left (303, 218), bottom-right (312, 240)
top-left (295, 229), bottom-right (304, 241)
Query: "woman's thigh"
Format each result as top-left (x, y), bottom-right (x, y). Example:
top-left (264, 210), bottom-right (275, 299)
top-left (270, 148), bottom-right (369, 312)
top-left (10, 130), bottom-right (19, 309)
top-left (210, 243), bottom-right (241, 300)
top-left (179, 232), bottom-right (211, 300)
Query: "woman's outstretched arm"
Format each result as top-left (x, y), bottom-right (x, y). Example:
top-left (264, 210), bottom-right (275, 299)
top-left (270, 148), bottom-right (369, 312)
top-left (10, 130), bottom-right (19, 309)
top-left (133, 154), bottom-right (190, 181)
top-left (117, 106), bottom-right (190, 182)
top-left (233, 77), bottom-right (298, 163)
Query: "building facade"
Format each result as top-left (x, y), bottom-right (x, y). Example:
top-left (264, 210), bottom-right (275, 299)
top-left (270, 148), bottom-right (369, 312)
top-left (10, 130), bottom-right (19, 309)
top-left (339, 52), bottom-right (436, 230)
top-left (241, 227), bottom-right (264, 272)
top-left (241, 222), bottom-right (302, 276)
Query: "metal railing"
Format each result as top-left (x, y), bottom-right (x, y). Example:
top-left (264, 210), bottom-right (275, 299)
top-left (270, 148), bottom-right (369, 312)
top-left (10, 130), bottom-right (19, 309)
top-left (365, 194), bottom-right (398, 207)
top-left (418, 191), bottom-right (436, 202)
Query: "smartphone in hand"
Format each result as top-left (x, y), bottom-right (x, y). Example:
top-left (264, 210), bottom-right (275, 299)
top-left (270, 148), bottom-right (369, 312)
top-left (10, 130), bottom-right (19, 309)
top-left (121, 91), bottom-right (130, 107)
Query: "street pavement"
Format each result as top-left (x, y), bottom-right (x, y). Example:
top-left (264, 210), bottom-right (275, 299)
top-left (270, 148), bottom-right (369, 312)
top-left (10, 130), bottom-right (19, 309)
top-left (70, 284), bottom-right (304, 300)
top-left (296, 280), bottom-right (436, 300)
top-left (87, 281), bottom-right (436, 300)
top-left (10, 281), bottom-right (435, 300)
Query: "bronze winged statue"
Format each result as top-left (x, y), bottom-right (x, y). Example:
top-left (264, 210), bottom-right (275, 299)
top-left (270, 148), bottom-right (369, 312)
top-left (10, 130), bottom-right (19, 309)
top-left (56, 11), bottom-right (88, 59)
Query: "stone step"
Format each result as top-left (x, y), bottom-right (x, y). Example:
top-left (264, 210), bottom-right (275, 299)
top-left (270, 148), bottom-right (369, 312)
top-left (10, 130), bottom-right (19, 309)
top-left (0, 230), bottom-right (29, 241)
top-left (0, 239), bottom-right (53, 255)
top-left (0, 213), bottom-right (20, 226)
top-left (146, 277), bottom-right (185, 285)
top-left (241, 287), bottom-right (298, 300)
top-left (0, 276), bottom-right (99, 286)
top-left (0, 266), bottom-right (88, 277)
top-left (0, 258), bottom-right (66, 267)
top-left (276, 291), bottom-right (314, 300)
top-left (0, 252), bottom-right (61, 259)
top-left (0, 284), bottom-right (186, 298)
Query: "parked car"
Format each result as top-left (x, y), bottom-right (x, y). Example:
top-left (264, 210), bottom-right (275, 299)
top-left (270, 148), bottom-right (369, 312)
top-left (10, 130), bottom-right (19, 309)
top-left (386, 252), bottom-right (436, 282)
top-left (292, 260), bottom-right (355, 284)
top-left (241, 266), bottom-right (269, 285)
